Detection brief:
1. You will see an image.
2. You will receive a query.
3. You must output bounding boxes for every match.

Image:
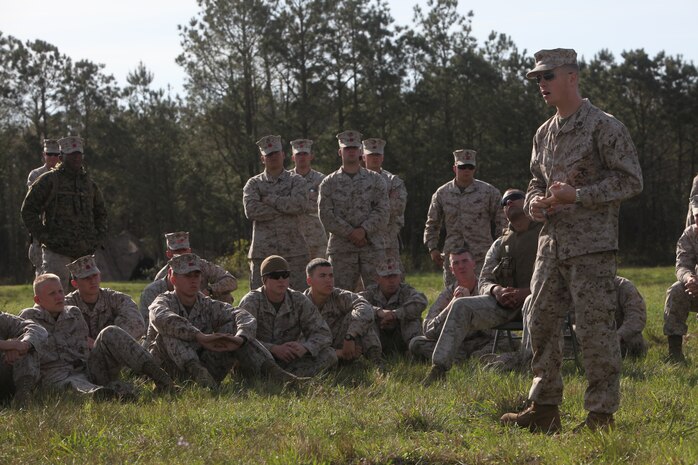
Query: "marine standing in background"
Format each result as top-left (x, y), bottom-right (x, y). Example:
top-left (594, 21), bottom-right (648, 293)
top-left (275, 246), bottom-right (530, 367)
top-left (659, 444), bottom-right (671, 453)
top-left (26, 139), bottom-right (62, 273)
top-left (243, 135), bottom-right (310, 291)
top-left (319, 130), bottom-right (389, 291)
top-left (153, 231), bottom-right (237, 304)
top-left (501, 48), bottom-right (643, 433)
top-left (21, 136), bottom-right (108, 291)
top-left (362, 138), bottom-right (407, 268)
top-left (291, 139), bottom-right (328, 259)
top-left (424, 149), bottom-right (505, 286)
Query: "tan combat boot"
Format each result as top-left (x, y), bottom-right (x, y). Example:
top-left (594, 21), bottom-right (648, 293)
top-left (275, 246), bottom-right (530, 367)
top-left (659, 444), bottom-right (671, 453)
top-left (500, 401), bottom-right (561, 434)
top-left (421, 364), bottom-right (447, 387)
top-left (574, 411), bottom-right (614, 432)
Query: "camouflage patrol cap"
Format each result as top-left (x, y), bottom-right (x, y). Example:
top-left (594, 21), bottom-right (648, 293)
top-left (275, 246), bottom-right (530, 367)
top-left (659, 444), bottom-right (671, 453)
top-left (256, 135), bottom-right (283, 156)
top-left (362, 138), bottom-right (386, 156)
top-left (169, 253), bottom-right (202, 275)
top-left (260, 255), bottom-right (290, 276)
top-left (165, 231), bottom-right (190, 251)
top-left (376, 257), bottom-right (401, 277)
top-left (43, 139), bottom-right (60, 154)
top-left (526, 48), bottom-right (578, 78)
top-left (336, 130), bottom-right (363, 148)
top-left (453, 149), bottom-right (476, 167)
top-left (290, 139), bottom-right (313, 155)
top-left (66, 255), bottom-right (100, 279)
top-left (58, 136), bottom-right (84, 155)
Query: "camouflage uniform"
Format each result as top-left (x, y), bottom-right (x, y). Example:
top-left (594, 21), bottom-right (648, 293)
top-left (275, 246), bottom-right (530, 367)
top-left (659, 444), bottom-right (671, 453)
top-left (408, 282), bottom-right (479, 362)
top-left (0, 312), bottom-right (46, 401)
top-left (21, 164), bottom-right (108, 290)
top-left (139, 278), bottom-right (169, 329)
top-left (238, 288), bottom-right (337, 376)
top-left (66, 288), bottom-right (145, 341)
top-left (153, 258), bottom-right (238, 303)
top-left (360, 283), bottom-right (427, 354)
top-left (411, 222), bottom-right (541, 364)
top-left (524, 98), bottom-right (643, 414)
top-left (664, 225), bottom-right (698, 337)
top-left (148, 291), bottom-right (271, 382)
top-left (303, 287), bottom-right (381, 360)
top-left (379, 169), bottom-right (407, 265)
top-left (243, 169), bottom-right (310, 291)
top-left (26, 165), bottom-right (51, 272)
top-left (27, 165), bottom-right (50, 188)
top-left (319, 167), bottom-right (389, 291)
top-left (294, 168), bottom-right (328, 259)
top-left (424, 179), bottom-right (506, 285)
top-left (20, 305), bottom-right (158, 395)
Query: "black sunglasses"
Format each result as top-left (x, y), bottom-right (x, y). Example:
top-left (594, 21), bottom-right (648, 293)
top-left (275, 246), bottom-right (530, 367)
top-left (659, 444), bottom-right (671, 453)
top-left (456, 164), bottom-right (475, 170)
top-left (501, 192), bottom-right (525, 206)
top-left (265, 271), bottom-right (290, 280)
top-left (535, 72), bottom-right (556, 84)
top-left (535, 70), bottom-right (574, 84)
top-left (45, 153), bottom-right (60, 157)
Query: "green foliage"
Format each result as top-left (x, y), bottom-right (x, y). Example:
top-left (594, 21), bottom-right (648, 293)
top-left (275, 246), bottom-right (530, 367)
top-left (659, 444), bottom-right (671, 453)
top-left (1, 268), bottom-right (698, 464)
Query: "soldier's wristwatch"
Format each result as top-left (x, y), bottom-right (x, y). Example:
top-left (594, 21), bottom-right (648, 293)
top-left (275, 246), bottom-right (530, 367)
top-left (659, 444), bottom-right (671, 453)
top-left (574, 189), bottom-right (581, 204)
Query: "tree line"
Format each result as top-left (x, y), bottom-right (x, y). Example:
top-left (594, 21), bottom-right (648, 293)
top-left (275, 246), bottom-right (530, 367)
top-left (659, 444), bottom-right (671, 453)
top-left (1, 0), bottom-right (696, 283)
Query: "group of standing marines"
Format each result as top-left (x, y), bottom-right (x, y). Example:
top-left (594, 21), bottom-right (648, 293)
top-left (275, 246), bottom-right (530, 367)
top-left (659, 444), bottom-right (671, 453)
top-left (4, 47), bottom-right (696, 435)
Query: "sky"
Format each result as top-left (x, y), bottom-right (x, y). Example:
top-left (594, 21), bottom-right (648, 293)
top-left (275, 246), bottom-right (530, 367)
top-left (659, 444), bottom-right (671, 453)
top-left (1, 0), bottom-right (696, 96)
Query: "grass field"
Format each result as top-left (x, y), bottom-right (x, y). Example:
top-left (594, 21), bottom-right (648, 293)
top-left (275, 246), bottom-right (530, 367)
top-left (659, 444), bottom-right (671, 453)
top-left (0, 268), bottom-right (697, 464)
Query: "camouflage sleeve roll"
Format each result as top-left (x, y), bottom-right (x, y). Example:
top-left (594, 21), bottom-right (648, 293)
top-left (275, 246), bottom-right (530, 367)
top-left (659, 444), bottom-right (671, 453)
top-left (423, 189), bottom-right (443, 251)
top-left (423, 286), bottom-right (454, 335)
top-left (478, 237), bottom-right (503, 296)
top-left (318, 174), bottom-right (355, 238)
top-left (243, 177), bottom-right (281, 222)
top-left (614, 277), bottom-right (646, 341)
top-left (361, 173), bottom-right (389, 238)
top-left (111, 290), bottom-right (146, 340)
top-left (149, 293), bottom-right (201, 342)
top-left (201, 259), bottom-right (238, 295)
top-left (675, 226), bottom-right (698, 284)
top-left (393, 285), bottom-right (428, 321)
top-left (294, 293), bottom-right (333, 357)
top-left (262, 173), bottom-right (308, 215)
top-left (337, 289), bottom-right (374, 337)
top-left (0, 312), bottom-right (48, 352)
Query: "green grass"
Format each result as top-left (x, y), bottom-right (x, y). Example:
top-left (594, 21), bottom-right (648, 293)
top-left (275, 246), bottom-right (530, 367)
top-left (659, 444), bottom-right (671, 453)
top-left (1, 267), bottom-right (697, 464)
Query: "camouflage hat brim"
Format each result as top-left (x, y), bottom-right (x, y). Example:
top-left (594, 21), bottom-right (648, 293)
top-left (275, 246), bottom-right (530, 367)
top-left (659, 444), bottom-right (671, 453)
top-left (527, 62), bottom-right (566, 78)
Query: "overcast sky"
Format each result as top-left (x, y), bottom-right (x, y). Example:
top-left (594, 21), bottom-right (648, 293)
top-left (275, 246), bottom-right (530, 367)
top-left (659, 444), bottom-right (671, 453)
top-left (1, 0), bottom-right (696, 96)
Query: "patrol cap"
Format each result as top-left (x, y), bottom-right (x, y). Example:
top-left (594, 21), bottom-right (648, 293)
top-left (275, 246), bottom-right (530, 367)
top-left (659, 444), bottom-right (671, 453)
top-left (66, 255), bottom-right (100, 279)
top-left (453, 149), bottom-right (476, 167)
top-left (165, 231), bottom-right (190, 251)
top-left (290, 139), bottom-right (313, 155)
top-left (256, 135), bottom-right (283, 156)
top-left (362, 138), bottom-right (386, 156)
top-left (43, 139), bottom-right (60, 154)
top-left (58, 136), bottom-right (84, 155)
top-left (169, 253), bottom-right (202, 275)
top-left (336, 130), bottom-right (363, 148)
top-left (260, 255), bottom-right (289, 276)
top-left (376, 257), bottom-right (401, 277)
top-left (526, 48), bottom-right (578, 78)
